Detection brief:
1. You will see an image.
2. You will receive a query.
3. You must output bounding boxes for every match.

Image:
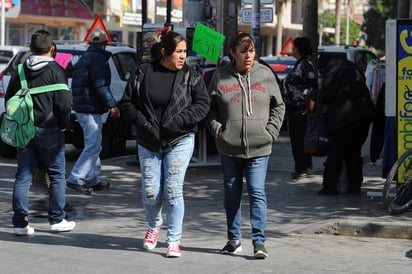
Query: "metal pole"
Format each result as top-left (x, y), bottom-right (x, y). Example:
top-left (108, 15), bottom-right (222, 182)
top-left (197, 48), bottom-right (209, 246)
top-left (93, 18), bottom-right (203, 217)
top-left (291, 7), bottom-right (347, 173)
top-left (1, 0), bottom-right (5, 46)
top-left (137, 0), bottom-right (147, 65)
top-left (252, 0), bottom-right (261, 57)
top-left (346, 0), bottom-right (350, 45)
top-left (166, 0), bottom-right (172, 25)
top-left (275, 0), bottom-right (283, 55)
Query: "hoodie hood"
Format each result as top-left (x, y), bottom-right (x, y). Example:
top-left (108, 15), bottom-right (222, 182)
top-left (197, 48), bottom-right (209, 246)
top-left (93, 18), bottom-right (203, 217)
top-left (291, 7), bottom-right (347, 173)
top-left (26, 55), bottom-right (55, 71)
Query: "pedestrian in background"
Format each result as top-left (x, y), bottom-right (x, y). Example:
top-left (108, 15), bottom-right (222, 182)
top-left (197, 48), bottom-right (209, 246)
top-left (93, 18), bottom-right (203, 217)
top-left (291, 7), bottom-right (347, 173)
top-left (118, 31), bottom-right (209, 258)
top-left (67, 31), bottom-right (120, 195)
top-left (207, 32), bottom-right (285, 259)
top-left (6, 30), bottom-right (75, 235)
top-left (283, 37), bottom-right (317, 180)
top-left (317, 54), bottom-right (374, 195)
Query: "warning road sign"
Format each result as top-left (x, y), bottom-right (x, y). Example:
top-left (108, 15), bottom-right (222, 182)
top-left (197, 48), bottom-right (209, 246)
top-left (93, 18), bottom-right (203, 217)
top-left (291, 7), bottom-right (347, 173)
top-left (84, 14), bottom-right (112, 42)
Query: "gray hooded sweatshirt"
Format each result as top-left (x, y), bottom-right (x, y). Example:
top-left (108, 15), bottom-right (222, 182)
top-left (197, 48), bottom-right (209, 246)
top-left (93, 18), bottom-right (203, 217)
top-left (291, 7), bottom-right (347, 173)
top-left (207, 60), bottom-right (285, 158)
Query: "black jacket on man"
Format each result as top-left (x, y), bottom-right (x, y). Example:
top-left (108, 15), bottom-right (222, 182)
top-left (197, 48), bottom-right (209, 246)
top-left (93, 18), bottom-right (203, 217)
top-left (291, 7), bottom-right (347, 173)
top-left (5, 56), bottom-right (72, 130)
top-left (71, 45), bottom-right (116, 114)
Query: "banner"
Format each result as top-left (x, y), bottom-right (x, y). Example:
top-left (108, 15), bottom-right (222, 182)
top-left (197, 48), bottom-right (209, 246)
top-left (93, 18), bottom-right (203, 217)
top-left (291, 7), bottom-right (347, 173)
top-left (192, 23), bottom-right (225, 64)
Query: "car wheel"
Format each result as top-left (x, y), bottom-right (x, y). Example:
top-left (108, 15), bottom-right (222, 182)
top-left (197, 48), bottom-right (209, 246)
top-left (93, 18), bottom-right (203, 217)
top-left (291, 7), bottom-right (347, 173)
top-left (101, 116), bottom-right (128, 159)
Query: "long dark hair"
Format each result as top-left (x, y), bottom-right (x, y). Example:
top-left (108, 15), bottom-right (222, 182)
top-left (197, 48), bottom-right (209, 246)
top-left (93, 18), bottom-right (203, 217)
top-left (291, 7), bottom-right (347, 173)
top-left (160, 31), bottom-right (186, 57)
top-left (293, 37), bottom-right (313, 57)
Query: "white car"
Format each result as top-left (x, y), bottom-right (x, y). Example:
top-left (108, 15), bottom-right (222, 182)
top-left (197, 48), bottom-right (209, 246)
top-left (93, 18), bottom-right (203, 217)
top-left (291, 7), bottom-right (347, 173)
top-left (0, 42), bottom-right (138, 158)
top-left (0, 45), bottom-right (24, 114)
top-left (317, 45), bottom-right (380, 75)
top-left (0, 45), bottom-right (24, 72)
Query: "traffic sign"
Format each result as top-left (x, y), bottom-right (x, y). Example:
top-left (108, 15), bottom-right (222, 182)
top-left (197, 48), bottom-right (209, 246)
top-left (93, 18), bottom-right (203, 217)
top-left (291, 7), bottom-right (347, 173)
top-left (84, 14), bottom-right (112, 42)
top-left (241, 8), bottom-right (273, 24)
top-left (280, 38), bottom-right (294, 56)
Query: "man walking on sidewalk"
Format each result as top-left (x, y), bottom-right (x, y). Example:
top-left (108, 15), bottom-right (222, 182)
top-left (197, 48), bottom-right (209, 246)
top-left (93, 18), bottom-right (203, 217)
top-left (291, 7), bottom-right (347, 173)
top-left (67, 31), bottom-right (120, 195)
top-left (6, 30), bottom-right (75, 235)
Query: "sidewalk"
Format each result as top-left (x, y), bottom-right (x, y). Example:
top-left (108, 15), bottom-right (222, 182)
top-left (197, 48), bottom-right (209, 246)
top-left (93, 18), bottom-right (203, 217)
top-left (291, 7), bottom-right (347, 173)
top-left (0, 133), bottom-right (411, 273)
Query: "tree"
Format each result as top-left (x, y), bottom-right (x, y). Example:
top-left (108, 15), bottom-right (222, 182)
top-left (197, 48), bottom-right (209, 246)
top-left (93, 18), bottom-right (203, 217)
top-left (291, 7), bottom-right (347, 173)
top-left (319, 11), bottom-right (361, 46)
top-left (362, 0), bottom-right (397, 52)
top-left (397, 0), bottom-right (411, 18)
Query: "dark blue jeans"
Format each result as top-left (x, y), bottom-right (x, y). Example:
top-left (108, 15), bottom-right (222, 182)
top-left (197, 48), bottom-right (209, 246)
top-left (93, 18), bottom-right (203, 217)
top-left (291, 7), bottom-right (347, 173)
top-left (13, 128), bottom-right (67, 227)
top-left (220, 155), bottom-right (269, 244)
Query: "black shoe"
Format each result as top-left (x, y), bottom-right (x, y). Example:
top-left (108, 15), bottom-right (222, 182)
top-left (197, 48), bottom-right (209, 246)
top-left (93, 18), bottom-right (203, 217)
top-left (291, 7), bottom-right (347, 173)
top-left (67, 182), bottom-right (94, 195)
top-left (305, 168), bottom-right (315, 177)
top-left (221, 240), bottom-right (242, 255)
top-left (317, 188), bottom-right (338, 196)
top-left (253, 242), bottom-right (268, 259)
top-left (291, 169), bottom-right (315, 181)
top-left (91, 181), bottom-right (110, 191)
top-left (291, 172), bottom-right (305, 180)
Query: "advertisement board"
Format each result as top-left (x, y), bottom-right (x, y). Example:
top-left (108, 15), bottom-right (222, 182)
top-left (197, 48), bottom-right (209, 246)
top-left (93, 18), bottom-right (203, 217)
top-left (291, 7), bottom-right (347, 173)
top-left (397, 20), bottom-right (412, 173)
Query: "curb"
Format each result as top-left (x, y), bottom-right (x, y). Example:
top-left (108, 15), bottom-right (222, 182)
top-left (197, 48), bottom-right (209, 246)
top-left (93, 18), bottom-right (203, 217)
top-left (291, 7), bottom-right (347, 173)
top-left (305, 220), bottom-right (412, 239)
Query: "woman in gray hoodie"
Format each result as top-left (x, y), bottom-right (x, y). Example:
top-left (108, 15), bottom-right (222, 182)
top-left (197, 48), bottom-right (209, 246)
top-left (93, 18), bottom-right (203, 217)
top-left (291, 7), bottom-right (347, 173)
top-left (207, 32), bottom-right (285, 259)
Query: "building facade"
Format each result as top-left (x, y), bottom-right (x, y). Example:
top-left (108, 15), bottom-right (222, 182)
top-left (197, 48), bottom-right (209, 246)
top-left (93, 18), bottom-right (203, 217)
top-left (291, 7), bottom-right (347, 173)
top-left (1, 0), bottom-right (368, 55)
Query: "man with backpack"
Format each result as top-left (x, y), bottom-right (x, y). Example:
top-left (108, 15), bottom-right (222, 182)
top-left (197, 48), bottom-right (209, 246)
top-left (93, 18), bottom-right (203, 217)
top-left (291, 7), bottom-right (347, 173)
top-left (5, 30), bottom-right (75, 235)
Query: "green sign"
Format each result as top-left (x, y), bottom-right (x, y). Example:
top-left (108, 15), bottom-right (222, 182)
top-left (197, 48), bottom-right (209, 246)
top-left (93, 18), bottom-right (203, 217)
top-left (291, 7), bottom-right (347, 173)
top-left (192, 23), bottom-right (225, 64)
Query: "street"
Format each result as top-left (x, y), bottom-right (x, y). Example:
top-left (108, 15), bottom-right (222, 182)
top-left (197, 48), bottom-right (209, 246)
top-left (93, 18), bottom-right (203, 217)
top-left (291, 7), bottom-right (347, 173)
top-left (0, 134), bottom-right (411, 273)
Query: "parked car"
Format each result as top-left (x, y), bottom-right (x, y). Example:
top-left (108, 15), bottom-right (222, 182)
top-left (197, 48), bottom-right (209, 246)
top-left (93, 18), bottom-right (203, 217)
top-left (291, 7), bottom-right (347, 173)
top-left (0, 45), bottom-right (24, 72)
top-left (317, 45), bottom-right (379, 74)
top-left (259, 55), bottom-right (296, 80)
top-left (0, 42), bottom-right (138, 159)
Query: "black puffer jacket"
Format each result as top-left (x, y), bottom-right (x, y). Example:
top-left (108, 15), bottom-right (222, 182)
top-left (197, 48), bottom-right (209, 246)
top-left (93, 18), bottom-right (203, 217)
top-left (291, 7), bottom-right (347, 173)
top-left (119, 61), bottom-right (210, 152)
top-left (71, 45), bottom-right (117, 114)
top-left (318, 58), bottom-right (374, 130)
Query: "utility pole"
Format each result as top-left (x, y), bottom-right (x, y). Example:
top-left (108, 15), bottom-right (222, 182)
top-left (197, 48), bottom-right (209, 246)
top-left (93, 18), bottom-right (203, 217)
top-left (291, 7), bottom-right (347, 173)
top-left (345, 0), bottom-right (350, 45)
top-left (1, 0), bottom-right (5, 45)
top-left (302, 0), bottom-right (318, 67)
top-left (166, 0), bottom-right (171, 25)
top-left (252, 0), bottom-right (261, 57)
top-left (275, 0), bottom-right (285, 55)
top-left (221, 0), bottom-right (238, 56)
top-left (335, 0), bottom-right (341, 45)
top-left (137, 0), bottom-right (147, 65)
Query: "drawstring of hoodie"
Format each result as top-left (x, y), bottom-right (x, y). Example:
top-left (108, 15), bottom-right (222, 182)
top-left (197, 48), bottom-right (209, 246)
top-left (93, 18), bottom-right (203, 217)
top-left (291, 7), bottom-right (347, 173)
top-left (237, 72), bottom-right (253, 116)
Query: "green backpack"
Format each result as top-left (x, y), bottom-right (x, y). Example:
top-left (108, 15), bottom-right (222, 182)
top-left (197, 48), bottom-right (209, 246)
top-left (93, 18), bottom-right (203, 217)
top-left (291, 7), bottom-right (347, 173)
top-left (0, 64), bottom-right (69, 148)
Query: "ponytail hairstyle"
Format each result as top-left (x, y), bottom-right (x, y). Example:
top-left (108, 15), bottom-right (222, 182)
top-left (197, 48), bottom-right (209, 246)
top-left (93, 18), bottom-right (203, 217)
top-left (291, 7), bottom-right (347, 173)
top-left (160, 31), bottom-right (186, 58)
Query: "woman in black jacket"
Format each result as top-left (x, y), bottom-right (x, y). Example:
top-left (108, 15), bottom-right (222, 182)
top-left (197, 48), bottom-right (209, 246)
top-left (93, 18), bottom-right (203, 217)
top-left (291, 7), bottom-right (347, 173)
top-left (119, 31), bottom-right (209, 258)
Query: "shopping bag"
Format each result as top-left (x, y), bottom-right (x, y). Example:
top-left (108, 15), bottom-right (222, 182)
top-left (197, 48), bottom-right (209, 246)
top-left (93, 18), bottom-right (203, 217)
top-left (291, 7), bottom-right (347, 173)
top-left (304, 112), bottom-right (329, 157)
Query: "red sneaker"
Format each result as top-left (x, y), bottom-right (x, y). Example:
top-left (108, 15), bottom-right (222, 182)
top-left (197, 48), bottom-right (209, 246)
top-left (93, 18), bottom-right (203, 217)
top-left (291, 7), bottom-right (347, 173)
top-left (166, 242), bottom-right (181, 258)
top-left (143, 226), bottom-right (160, 250)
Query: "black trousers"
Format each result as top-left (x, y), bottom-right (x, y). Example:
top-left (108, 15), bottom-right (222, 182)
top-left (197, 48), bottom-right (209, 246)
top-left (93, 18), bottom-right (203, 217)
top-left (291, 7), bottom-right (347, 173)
top-left (287, 113), bottom-right (313, 173)
top-left (322, 120), bottom-right (371, 192)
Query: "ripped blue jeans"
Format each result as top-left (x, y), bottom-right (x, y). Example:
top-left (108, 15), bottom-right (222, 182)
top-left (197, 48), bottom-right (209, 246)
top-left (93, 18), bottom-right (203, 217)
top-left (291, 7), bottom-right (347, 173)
top-left (138, 134), bottom-right (194, 244)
